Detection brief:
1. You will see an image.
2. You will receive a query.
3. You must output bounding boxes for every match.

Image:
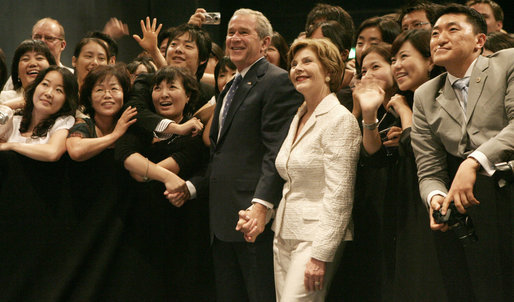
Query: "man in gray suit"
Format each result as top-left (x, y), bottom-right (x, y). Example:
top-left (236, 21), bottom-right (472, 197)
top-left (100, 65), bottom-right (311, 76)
top-left (411, 4), bottom-right (513, 301)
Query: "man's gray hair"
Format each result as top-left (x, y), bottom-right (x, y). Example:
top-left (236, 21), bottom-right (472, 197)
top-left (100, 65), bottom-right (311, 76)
top-left (232, 8), bottom-right (273, 39)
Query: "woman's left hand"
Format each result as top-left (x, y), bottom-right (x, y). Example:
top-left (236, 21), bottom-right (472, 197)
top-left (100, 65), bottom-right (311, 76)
top-left (304, 257), bottom-right (326, 292)
top-left (383, 126), bottom-right (402, 147)
top-left (0, 142), bottom-right (12, 151)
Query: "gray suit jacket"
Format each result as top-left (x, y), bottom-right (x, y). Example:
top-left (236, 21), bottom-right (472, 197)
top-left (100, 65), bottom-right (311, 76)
top-left (411, 48), bottom-right (514, 203)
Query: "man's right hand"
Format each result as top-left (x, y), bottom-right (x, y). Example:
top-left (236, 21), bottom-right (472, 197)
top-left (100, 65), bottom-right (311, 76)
top-left (429, 195), bottom-right (449, 232)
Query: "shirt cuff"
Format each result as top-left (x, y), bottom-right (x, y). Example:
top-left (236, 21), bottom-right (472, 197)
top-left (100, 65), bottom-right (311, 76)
top-left (154, 119), bottom-right (174, 133)
top-left (427, 190), bottom-right (447, 208)
top-left (186, 181), bottom-right (197, 200)
top-left (468, 151), bottom-right (495, 176)
top-left (251, 198), bottom-right (275, 224)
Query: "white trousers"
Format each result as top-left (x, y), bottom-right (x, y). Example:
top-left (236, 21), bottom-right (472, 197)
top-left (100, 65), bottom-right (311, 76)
top-left (273, 236), bottom-right (345, 302)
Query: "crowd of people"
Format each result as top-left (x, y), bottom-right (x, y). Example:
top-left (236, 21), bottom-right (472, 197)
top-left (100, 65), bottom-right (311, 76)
top-left (0, 1), bottom-right (512, 301)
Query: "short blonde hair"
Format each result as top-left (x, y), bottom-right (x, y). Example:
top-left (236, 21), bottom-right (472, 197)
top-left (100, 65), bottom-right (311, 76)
top-left (288, 38), bottom-right (343, 92)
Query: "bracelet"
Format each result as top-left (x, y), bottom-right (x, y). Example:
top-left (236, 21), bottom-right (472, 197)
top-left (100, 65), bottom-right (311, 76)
top-left (142, 158), bottom-right (150, 182)
top-left (362, 119), bottom-right (379, 130)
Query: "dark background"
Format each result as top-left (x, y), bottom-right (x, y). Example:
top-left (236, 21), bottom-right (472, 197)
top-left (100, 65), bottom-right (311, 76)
top-left (0, 0), bottom-right (511, 70)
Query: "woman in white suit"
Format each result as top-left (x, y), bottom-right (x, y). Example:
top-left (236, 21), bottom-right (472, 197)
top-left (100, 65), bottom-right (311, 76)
top-left (272, 38), bottom-right (361, 301)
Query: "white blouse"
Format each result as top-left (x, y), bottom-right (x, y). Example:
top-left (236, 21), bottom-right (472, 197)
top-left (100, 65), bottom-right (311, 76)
top-left (7, 115), bottom-right (75, 144)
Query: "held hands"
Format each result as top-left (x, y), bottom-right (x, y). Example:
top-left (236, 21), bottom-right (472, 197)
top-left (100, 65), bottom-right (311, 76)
top-left (103, 17), bottom-right (129, 40)
top-left (304, 258), bottom-right (326, 292)
top-left (235, 203), bottom-right (268, 242)
top-left (188, 8), bottom-right (207, 27)
top-left (133, 17), bottom-right (162, 53)
top-left (443, 158), bottom-right (480, 214)
top-left (112, 106), bottom-right (137, 139)
top-left (166, 117), bottom-right (204, 136)
top-left (163, 174), bottom-right (189, 207)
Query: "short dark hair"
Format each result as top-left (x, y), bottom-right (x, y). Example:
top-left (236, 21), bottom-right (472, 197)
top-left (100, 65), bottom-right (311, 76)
top-left (305, 3), bottom-right (355, 43)
top-left (307, 20), bottom-right (350, 54)
top-left (356, 16), bottom-right (402, 46)
top-left (466, 0), bottom-right (504, 22)
top-left (484, 31), bottom-right (514, 53)
top-left (391, 29), bottom-right (443, 78)
top-left (73, 37), bottom-right (111, 60)
top-left (21, 66), bottom-right (78, 138)
top-left (399, 1), bottom-right (441, 27)
top-left (80, 64), bottom-right (131, 118)
top-left (214, 56), bottom-right (236, 96)
top-left (433, 3), bottom-right (487, 35)
top-left (269, 31), bottom-right (289, 70)
top-left (166, 24), bottom-right (212, 81)
top-left (11, 39), bottom-right (56, 90)
top-left (210, 42), bottom-right (224, 62)
top-left (86, 31), bottom-right (118, 58)
top-left (0, 48), bottom-right (8, 90)
top-left (152, 66), bottom-right (199, 117)
top-left (158, 27), bottom-right (175, 48)
top-left (127, 56), bottom-right (156, 75)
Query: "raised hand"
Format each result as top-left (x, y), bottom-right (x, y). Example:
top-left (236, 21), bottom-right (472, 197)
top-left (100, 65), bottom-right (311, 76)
top-left (133, 17), bottom-right (162, 53)
top-left (103, 17), bottom-right (129, 40)
top-left (352, 78), bottom-right (386, 122)
top-left (188, 8), bottom-right (207, 27)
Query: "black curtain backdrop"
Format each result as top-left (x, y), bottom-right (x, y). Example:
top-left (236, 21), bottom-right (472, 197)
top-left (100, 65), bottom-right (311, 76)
top-left (0, 0), bottom-right (511, 71)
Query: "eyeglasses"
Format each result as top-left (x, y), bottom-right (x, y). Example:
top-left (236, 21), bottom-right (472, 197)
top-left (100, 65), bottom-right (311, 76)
top-left (92, 87), bottom-right (122, 96)
top-left (402, 22), bottom-right (430, 31)
top-left (32, 34), bottom-right (64, 43)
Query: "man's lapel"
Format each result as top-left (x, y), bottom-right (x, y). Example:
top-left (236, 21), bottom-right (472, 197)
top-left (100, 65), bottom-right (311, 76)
top-left (436, 75), bottom-right (466, 126)
top-left (218, 59), bottom-right (268, 142)
top-left (466, 55), bottom-right (489, 120)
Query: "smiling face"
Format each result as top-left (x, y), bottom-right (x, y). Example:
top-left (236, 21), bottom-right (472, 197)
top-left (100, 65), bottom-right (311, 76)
top-left (356, 26), bottom-right (382, 65)
top-left (289, 47), bottom-right (329, 99)
top-left (392, 41), bottom-right (432, 92)
top-left (32, 20), bottom-right (65, 63)
top-left (72, 41), bottom-right (108, 87)
top-left (361, 52), bottom-right (395, 92)
top-left (166, 33), bottom-right (200, 75)
top-left (32, 70), bottom-right (66, 118)
top-left (18, 51), bottom-right (51, 90)
top-left (91, 75), bottom-right (124, 118)
top-left (226, 14), bottom-right (270, 71)
top-left (430, 13), bottom-right (485, 77)
top-left (152, 78), bottom-right (189, 122)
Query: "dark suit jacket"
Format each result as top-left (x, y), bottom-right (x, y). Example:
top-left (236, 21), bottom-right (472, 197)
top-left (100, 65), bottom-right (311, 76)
top-left (192, 58), bottom-right (303, 242)
top-left (411, 49), bottom-right (514, 203)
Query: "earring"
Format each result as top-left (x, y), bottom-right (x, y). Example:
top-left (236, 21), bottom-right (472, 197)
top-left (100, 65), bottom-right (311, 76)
top-left (325, 76), bottom-right (331, 83)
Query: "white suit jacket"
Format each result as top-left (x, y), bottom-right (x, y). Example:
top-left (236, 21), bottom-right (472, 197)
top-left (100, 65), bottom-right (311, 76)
top-left (272, 93), bottom-right (361, 262)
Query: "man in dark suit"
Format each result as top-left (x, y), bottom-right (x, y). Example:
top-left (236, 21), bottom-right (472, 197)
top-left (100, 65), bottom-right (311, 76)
top-left (411, 4), bottom-right (513, 301)
top-left (186, 8), bottom-right (302, 302)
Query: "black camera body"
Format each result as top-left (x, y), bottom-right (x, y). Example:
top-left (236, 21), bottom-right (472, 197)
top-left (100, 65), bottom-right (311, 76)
top-left (433, 203), bottom-right (478, 246)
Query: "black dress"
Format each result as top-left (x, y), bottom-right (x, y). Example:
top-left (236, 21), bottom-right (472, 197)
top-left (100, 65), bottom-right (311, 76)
top-left (110, 117), bottom-right (212, 302)
top-left (328, 106), bottom-right (447, 302)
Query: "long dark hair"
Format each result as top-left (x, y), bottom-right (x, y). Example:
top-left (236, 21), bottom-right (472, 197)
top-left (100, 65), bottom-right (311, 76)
top-left (80, 64), bottom-right (131, 119)
top-left (20, 66), bottom-right (78, 138)
top-left (11, 39), bottom-right (56, 90)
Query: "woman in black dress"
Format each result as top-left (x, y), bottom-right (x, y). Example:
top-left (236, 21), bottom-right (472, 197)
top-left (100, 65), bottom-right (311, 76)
top-left (113, 66), bottom-right (211, 301)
